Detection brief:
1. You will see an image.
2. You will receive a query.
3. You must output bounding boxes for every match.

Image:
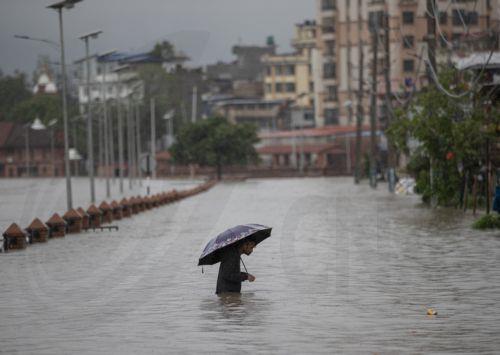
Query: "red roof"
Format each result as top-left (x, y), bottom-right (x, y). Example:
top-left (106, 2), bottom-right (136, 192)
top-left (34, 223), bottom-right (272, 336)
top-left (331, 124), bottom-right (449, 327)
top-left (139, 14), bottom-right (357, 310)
top-left (3, 223), bottom-right (25, 237)
top-left (46, 213), bottom-right (66, 226)
top-left (257, 143), bottom-right (345, 155)
top-left (27, 218), bottom-right (48, 231)
top-left (259, 125), bottom-right (372, 139)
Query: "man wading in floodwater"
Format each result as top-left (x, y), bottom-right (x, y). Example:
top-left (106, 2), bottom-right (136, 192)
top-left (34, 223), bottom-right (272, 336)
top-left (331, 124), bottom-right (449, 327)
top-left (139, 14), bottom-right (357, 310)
top-left (216, 240), bottom-right (256, 294)
top-left (198, 224), bottom-right (272, 295)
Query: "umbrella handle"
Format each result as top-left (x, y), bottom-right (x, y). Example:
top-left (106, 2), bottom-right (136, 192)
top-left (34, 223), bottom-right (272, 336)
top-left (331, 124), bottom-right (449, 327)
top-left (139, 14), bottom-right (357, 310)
top-left (240, 256), bottom-right (249, 274)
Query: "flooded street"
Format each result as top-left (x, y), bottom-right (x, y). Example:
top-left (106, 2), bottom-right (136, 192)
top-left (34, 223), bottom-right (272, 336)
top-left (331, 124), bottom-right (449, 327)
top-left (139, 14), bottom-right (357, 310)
top-left (1, 177), bottom-right (499, 354)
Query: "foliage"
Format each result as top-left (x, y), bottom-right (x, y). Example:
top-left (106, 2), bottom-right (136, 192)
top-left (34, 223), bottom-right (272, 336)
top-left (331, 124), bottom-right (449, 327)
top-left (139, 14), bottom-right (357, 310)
top-left (9, 94), bottom-right (62, 124)
top-left (388, 67), bottom-right (490, 206)
top-left (472, 214), bottom-right (500, 230)
top-left (150, 41), bottom-right (175, 61)
top-left (170, 117), bottom-right (260, 179)
top-left (137, 63), bottom-right (205, 141)
top-left (0, 71), bottom-right (32, 120)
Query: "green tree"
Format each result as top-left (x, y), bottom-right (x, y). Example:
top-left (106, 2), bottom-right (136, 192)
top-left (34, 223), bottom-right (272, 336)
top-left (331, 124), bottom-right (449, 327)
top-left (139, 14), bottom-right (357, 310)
top-left (388, 67), bottom-right (490, 206)
top-left (150, 40), bottom-right (175, 61)
top-left (170, 117), bottom-right (260, 180)
top-left (0, 71), bottom-right (32, 121)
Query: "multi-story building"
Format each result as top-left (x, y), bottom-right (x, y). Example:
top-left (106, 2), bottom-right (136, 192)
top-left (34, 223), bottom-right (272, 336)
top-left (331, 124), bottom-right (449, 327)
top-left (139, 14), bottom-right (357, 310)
top-left (315, 0), bottom-right (500, 127)
top-left (262, 21), bottom-right (317, 107)
top-left (205, 41), bottom-right (276, 98)
top-left (262, 21), bottom-right (322, 129)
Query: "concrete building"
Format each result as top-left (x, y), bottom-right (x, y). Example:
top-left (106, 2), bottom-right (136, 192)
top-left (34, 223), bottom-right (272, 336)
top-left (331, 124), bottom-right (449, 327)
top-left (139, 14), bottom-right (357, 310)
top-left (212, 98), bottom-right (289, 132)
top-left (256, 124), bottom-right (377, 174)
top-left (262, 21), bottom-right (321, 129)
top-left (263, 21), bottom-right (317, 107)
top-left (74, 52), bottom-right (157, 111)
top-left (315, 0), bottom-right (500, 127)
top-left (205, 41), bottom-right (276, 98)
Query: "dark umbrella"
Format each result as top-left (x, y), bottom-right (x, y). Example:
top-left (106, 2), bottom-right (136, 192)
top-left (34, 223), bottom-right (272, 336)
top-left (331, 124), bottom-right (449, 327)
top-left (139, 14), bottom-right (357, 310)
top-left (198, 224), bottom-right (272, 266)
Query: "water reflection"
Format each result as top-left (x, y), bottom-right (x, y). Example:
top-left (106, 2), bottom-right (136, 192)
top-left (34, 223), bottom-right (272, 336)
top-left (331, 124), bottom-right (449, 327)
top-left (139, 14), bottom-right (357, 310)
top-left (199, 292), bottom-right (271, 331)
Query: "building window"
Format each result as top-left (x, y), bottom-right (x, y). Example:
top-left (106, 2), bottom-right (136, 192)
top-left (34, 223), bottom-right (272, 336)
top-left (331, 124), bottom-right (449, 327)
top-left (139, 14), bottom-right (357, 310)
top-left (309, 82), bottom-right (315, 92)
top-left (324, 108), bottom-right (339, 125)
top-left (275, 66), bottom-right (282, 75)
top-left (266, 84), bottom-right (272, 93)
top-left (322, 17), bottom-right (335, 33)
top-left (403, 59), bottom-right (414, 72)
top-left (285, 83), bottom-right (296, 93)
top-left (322, 0), bottom-right (335, 10)
top-left (325, 40), bottom-right (335, 56)
top-left (326, 85), bottom-right (337, 101)
top-left (284, 65), bottom-right (295, 76)
top-left (452, 9), bottom-right (466, 26)
top-left (439, 11), bottom-right (448, 25)
top-left (276, 83), bottom-right (283, 92)
top-left (467, 11), bottom-right (478, 25)
top-left (369, 11), bottom-right (384, 32)
top-left (266, 66), bottom-right (272, 76)
top-left (402, 11), bottom-right (414, 25)
top-left (403, 35), bottom-right (414, 48)
top-left (323, 63), bottom-right (336, 79)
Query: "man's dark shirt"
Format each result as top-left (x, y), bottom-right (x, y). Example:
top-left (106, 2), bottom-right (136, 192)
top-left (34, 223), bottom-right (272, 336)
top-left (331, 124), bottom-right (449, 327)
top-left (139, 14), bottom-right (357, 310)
top-left (216, 247), bottom-right (248, 294)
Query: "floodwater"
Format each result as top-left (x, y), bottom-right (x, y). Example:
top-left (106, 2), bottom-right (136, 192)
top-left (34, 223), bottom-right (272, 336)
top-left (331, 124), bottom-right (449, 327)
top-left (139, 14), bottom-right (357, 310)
top-left (1, 177), bottom-right (499, 354)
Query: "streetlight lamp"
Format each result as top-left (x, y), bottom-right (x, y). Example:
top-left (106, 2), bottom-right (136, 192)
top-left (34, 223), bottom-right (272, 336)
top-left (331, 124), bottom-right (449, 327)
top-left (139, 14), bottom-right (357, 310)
top-left (98, 50), bottom-right (116, 198)
top-left (47, 119), bottom-right (58, 176)
top-left (47, 0), bottom-right (82, 210)
top-left (79, 29), bottom-right (102, 203)
top-left (25, 118), bottom-right (47, 177)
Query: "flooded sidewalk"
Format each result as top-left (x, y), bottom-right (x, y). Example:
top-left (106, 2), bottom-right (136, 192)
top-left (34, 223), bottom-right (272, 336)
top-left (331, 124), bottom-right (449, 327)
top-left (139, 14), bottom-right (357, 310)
top-left (1, 177), bottom-right (499, 353)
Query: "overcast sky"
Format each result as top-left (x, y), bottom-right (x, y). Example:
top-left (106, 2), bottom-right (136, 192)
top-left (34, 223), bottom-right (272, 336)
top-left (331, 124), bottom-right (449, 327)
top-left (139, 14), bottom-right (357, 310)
top-left (0, 0), bottom-right (316, 75)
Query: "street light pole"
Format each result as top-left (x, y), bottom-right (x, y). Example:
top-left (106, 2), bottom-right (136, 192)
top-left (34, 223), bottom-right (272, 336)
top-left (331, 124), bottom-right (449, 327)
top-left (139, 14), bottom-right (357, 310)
top-left (135, 102), bottom-right (142, 187)
top-left (80, 30), bottom-right (102, 203)
top-left (150, 98), bottom-right (156, 179)
top-left (25, 126), bottom-right (30, 177)
top-left (48, 0), bottom-right (81, 210)
top-left (101, 60), bottom-right (111, 198)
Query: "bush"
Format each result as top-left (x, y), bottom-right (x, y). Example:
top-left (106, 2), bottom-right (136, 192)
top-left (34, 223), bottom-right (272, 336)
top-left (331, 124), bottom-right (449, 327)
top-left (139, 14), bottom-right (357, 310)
top-left (472, 214), bottom-right (500, 230)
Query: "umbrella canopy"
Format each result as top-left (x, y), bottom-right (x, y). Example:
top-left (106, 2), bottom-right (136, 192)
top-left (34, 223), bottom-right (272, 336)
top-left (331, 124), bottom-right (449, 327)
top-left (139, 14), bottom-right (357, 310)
top-left (198, 224), bottom-right (272, 266)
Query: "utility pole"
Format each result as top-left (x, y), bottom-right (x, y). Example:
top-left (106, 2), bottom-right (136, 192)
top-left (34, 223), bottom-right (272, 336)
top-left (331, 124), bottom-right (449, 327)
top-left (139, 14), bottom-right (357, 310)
top-left (346, 0), bottom-right (353, 175)
top-left (117, 98), bottom-right (124, 193)
top-left (127, 98), bottom-right (133, 189)
top-left (384, 9), bottom-right (396, 193)
top-left (83, 36), bottom-right (95, 202)
top-left (354, 0), bottom-right (364, 184)
top-left (109, 101), bottom-right (116, 184)
top-left (150, 98), bottom-right (157, 179)
top-left (369, 13), bottom-right (379, 189)
top-left (191, 85), bottom-right (198, 123)
top-left (101, 61), bottom-right (111, 198)
top-left (136, 103), bottom-right (142, 187)
top-left (426, 0), bottom-right (437, 207)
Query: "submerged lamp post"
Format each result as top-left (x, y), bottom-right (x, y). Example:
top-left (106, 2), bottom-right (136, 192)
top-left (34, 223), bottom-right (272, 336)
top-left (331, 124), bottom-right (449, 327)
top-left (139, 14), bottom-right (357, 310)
top-left (25, 118), bottom-right (47, 177)
top-left (47, 0), bottom-right (82, 210)
top-left (79, 29), bottom-right (102, 203)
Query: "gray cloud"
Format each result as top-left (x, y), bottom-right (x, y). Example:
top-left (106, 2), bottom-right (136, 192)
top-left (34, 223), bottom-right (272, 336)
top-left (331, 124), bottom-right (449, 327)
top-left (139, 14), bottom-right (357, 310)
top-left (0, 0), bottom-right (315, 75)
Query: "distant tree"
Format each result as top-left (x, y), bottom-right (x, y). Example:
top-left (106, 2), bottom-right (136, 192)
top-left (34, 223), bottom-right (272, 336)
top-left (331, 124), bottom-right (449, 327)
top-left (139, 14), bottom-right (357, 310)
top-left (387, 67), bottom-right (491, 206)
top-left (150, 40), bottom-right (175, 61)
top-left (0, 71), bottom-right (32, 121)
top-left (170, 117), bottom-right (260, 180)
top-left (137, 63), bottom-right (205, 144)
